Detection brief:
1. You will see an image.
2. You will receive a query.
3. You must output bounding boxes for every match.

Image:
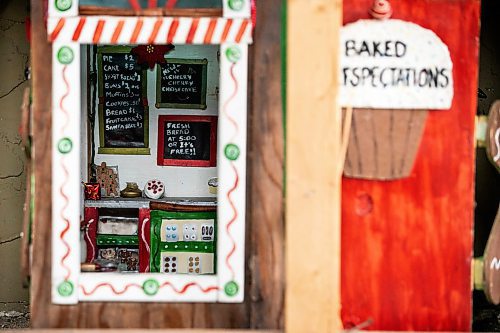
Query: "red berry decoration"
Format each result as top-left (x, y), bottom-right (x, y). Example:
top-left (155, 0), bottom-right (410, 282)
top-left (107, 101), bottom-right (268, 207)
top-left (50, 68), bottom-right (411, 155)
top-left (131, 44), bottom-right (175, 70)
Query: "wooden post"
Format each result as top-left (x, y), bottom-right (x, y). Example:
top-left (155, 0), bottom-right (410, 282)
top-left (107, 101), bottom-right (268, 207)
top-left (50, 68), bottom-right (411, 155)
top-left (30, 0), bottom-right (54, 323)
top-left (286, 0), bottom-right (343, 332)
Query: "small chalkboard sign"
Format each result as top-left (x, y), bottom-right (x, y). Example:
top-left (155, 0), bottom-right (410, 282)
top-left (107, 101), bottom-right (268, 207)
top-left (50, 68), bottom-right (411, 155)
top-left (98, 46), bottom-right (149, 155)
top-left (157, 115), bottom-right (217, 167)
top-left (156, 59), bottom-right (208, 110)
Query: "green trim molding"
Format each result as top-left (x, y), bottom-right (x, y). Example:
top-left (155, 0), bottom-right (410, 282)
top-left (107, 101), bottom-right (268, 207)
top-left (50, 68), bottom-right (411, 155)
top-left (96, 234), bottom-right (139, 246)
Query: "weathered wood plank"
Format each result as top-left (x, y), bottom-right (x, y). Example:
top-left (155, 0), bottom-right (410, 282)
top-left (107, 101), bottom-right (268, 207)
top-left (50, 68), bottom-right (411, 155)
top-left (30, 0), bottom-right (55, 326)
top-left (79, 6), bottom-right (222, 17)
top-left (341, 0), bottom-right (480, 330)
top-left (286, 0), bottom-right (343, 332)
top-left (5, 330), bottom-right (280, 333)
top-left (247, 0), bottom-right (285, 329)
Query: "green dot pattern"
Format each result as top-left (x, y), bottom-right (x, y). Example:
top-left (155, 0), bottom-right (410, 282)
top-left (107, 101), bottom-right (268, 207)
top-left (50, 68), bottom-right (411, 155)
top-left (57, 138), bottom-right (73, 154)
top-left (225, 46), bottom-right (242, 63)
top-left (143, 279), bottom-right (160, 296)
top-left (57, 46), bottom-right (74, 65)
top-left (57, 281), bottom-right (74, 297)
top-left (224, 281), bottom-right (239, 297)
top-left (224, 143), bottom-right (240, 161)
top-left (55, 0), bottom-right (72, 12)
top-left (228, 0), bottom-right (244, 11)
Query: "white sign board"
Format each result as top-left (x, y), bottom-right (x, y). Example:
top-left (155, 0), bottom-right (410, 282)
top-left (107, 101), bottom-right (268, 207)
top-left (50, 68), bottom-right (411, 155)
top-left (340, 19), bottom-right (453, 110)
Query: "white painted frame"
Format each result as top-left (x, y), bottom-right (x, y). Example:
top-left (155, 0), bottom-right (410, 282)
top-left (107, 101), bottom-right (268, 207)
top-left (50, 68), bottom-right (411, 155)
top-left (49, 0), bottom-right (251, 304)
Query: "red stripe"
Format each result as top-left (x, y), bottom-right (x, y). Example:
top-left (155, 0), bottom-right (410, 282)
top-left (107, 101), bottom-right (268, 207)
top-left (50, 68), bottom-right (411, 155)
top-left (167, 18), bottom-right (179, 44)
top-left (148, 0), bottom-right (157, 8)
top-left (80, 283), bottom-right (142, 296)
top-left (148, 19), bottom-right (163, 44)
top-left (92, 20), bottom-right (105, 44)
top-left (221, 19), bottom-right (233, 43)
top-left (80, 281), bottom-right (218, 296)
top-left (111, 20), bottom-right (124, 44)
top-left (235, 20), bottom-right (249, 43)
top-left (128, 0), bottom-right (141, 11)
top-left (186, 18), bottom-right (199, 44)
top-left (165, 0), bottom-right (177, 9)
top-left (130, 19), bottom-right (144, 43)
top-left (204, 19), bottom-right (217, 44)
top-left (72, 17), bottom-right (86, 42)
top-left (159, 281), bottom-right (219, 294)
top-left (50, 18), bottom-right (65, 41)
top-left (251, 0), bottom-right (256, 29)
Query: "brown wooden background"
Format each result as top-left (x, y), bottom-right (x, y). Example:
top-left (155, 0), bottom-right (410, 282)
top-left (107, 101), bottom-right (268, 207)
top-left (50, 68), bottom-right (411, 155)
top-left (30, 0), bottom-right (284, 328)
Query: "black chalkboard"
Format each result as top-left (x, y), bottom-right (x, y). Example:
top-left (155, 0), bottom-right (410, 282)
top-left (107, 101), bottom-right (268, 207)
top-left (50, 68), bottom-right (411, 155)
top-left (98, 46), bottom-right (149, 154)
top-left (164, 121), bottom-right (211, 160)
top-left (157, 115), bottom-right (217, 167)
top-left (156, 59), bottom-right (208, 110)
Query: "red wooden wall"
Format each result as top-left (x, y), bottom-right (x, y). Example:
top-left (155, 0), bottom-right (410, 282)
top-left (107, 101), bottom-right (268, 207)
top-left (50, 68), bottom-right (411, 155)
top-left (341, 0), bottom-right (480, 331)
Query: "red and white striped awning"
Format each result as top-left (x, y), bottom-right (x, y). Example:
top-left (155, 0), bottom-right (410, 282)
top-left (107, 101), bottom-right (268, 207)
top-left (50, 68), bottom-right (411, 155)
top-left (48, 16), bottom-right (253, 45)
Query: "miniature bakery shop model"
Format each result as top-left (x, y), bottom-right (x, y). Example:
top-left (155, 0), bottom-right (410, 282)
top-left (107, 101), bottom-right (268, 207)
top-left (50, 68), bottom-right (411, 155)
top-left (49, 0), bottom-right (252, 304)
top-left (340, 0), bottom-right (454, 180)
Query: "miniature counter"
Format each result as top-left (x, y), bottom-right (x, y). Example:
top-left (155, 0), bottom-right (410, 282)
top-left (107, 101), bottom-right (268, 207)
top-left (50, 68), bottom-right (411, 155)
top-left (84, 197), bottom-right (217, 209)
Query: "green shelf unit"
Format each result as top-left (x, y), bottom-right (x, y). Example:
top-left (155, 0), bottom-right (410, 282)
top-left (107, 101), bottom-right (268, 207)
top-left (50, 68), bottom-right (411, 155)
top-left (96, 234), bottom-right (139, 246)
top-left (150, 210), bottom-right (217, 273)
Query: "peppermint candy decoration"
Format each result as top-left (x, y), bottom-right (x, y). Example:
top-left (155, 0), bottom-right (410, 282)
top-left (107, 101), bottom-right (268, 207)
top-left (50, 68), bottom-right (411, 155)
top-left (144, 179), bottom-right (165, 199)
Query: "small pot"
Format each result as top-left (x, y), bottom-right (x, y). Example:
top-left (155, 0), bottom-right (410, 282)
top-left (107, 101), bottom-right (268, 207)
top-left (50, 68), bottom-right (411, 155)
top-left (120, 182), bottom-right (142, 198)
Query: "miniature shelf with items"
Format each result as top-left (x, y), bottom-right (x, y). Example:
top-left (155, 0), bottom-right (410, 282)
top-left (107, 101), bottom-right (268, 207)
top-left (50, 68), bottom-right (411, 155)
top-left (82, 197), bottom-right (217, 274)
top-left (49, 0), bottom-right (252, 304)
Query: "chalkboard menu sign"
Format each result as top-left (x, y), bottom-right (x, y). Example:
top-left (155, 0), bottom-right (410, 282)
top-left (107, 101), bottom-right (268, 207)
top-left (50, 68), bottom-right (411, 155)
top-left (157, 115), bottom-right (217, 167)
top-left (97, 46), bottom-right (149, 155)
top-left (156, 59), bottom-right (208, 110)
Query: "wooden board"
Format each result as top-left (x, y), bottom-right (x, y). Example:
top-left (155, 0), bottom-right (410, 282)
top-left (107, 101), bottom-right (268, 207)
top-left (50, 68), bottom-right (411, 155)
top-left (341, 0), bottom-right (480, 330)
top-left (79, 0), bottom-right (222, 9)
top-left (286, 0), bottom-right (343, 332)
top-left (3, 330), bottom-right (278, 333)
top-left (79, 6), bottom-right (223, 17)
top-left (30, 0), bottom-right (284, 328)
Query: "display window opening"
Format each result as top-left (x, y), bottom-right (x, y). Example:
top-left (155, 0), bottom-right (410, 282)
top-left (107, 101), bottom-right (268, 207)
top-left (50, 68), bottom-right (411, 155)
top-left (49, 6), bottom-right (252, 303)
top-left (81, 43), bottom-right (219, 278)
